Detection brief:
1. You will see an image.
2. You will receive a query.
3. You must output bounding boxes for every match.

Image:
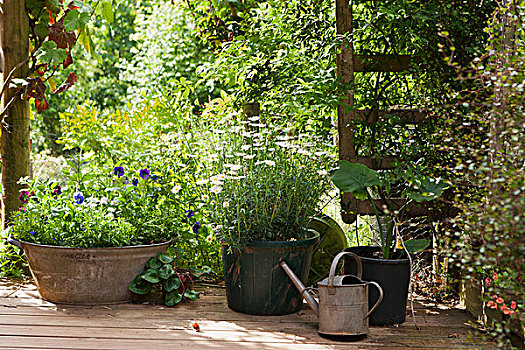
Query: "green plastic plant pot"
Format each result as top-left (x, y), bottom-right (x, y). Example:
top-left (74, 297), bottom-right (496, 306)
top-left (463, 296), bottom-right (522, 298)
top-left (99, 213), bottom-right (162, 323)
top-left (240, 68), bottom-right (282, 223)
top-left (221, 229), bottom-right (319, 315)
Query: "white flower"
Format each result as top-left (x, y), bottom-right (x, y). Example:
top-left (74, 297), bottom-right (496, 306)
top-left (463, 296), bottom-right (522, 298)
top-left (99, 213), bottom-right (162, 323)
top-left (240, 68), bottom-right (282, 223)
top-left (241, 145), bottom-right (252, 151)
top-left (202, 194), bottom-right (209, 201)
top-left (196, 179), bottom-right (209, 186)
top-left (314, 151), bottom-right (327, 157)
top-left (100, 197), bottom-right (109, 205)
top-left (210, 185), bottom-right (223, 194)
top-left (234, 153), bottom-right (246, 157)
top-left (171, 185), bottom-right (182, 194)
top-left (244, 154), bottom-right (256, 160)
top-left (206, 234), bottom-right (214, 243)
top-left (248, 116), bottom-right (260, 122)
top-left (268, 148), bottom-right (275, 152)
top-left (211, 200), bottom-right (217, 205)
top-left (223, 202), bottom-right (230, 208)
top-left (265, 160), bottom-right (276, 166)
top-left (317, 170), bottom-right (328, 176)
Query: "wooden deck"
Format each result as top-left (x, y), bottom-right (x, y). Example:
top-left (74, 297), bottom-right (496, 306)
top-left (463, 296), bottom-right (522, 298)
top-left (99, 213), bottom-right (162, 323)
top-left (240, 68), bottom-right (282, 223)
top-left (0, 279), bottom-right (496, 349)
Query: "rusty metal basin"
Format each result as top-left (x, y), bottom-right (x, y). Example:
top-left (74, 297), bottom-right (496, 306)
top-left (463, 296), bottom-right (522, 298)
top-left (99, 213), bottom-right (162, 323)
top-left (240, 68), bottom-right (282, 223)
top-left (7, 238), bottom-right (170, 305)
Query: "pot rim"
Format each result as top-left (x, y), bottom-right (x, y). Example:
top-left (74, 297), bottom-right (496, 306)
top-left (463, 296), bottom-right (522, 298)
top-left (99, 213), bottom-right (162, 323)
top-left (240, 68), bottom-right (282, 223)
top-left (9, 237), bottom-right (172, 252)
top-left (344, 246), bottom-right (410, 264)
top-left (222, 229), bottom-right (320, 249)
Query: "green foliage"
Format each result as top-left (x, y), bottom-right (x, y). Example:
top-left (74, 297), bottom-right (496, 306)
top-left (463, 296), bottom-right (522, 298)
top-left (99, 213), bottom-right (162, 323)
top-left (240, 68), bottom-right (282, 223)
top-left (434, 2), bottom-right (524, 346)
top-left (129, 253), bottom-right (199, 306)
top-left (199, 0), bottom-right (337, 137)
top-left (330, 160), bottom-right (445, 259)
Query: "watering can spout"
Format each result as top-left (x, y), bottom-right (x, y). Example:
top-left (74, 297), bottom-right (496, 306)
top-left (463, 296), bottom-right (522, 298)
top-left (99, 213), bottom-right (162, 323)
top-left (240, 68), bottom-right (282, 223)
top-left (280, 261), bottom-right (319, 317)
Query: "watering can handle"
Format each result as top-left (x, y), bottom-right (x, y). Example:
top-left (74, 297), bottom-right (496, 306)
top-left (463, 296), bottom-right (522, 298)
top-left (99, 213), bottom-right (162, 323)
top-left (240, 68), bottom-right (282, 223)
top-left (365, 281), bottom-right (384, 320)
top-left (328, 251), bottom-right (362, 287)
top-left (6, 237), bottom-right (22, 248)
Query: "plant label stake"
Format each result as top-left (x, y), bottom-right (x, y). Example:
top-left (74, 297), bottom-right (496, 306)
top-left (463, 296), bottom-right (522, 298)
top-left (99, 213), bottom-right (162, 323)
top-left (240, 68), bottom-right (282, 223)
top-left (281, 251), bottom-right (383, 337)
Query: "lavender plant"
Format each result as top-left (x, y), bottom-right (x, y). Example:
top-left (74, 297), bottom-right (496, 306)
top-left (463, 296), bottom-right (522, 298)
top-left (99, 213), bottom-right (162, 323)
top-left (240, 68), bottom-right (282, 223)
top-left (200, 117), bottom-right (333, 247)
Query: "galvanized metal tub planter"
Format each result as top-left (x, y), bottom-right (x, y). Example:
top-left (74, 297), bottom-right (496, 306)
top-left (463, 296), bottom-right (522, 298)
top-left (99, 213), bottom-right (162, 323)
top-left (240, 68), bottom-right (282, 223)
top-left (7, 238), bottom-right (170, 305)
top-left (222, 230), bottom-right (319, 316)
top-left (343, 246), bottom-right (410, 325)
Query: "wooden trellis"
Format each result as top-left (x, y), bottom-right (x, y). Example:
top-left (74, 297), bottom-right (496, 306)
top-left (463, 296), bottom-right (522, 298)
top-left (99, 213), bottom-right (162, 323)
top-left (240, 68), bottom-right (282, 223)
top-left (335, 0), bottom-right (448, 224)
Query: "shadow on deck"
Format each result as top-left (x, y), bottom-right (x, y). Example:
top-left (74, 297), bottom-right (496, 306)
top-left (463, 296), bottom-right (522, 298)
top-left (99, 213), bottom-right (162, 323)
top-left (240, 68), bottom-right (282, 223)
top-left (0, 279), bottom-right (496, 349)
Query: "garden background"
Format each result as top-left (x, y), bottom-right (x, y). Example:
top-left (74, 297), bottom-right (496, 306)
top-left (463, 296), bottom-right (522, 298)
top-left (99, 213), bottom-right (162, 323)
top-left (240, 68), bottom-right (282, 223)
top-left (0, 0), bottom-right (523, 347)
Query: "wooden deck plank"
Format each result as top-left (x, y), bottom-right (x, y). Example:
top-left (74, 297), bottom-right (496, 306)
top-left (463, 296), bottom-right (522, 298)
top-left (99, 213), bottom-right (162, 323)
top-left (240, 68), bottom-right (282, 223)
top-left (0, 282), bottom-right (496, 350)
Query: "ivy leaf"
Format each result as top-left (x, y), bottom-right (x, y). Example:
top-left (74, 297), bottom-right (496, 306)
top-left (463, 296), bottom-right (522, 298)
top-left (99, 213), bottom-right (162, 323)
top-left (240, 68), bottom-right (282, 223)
top-left (52, 72), bottom-right (77, 95)
top-left (64, 10), bottom-right (90, 31)
top-left (163, 276), bottom-right (181, 292)
top-left (184, 290), bottom-right (199, 301)
top-left (147, 257), bottom-right (162, 269)
top-left (165, 291), bottom-right (183, 306)
top-left (35, 41), bottom-right (67, 65)
top-left (159, 264), bottom-right (175, 280)
top-left (330, 161), bottom-right (381, 194)
top-left (142, 269), bottom-right (160, 284)
top-left (158, 253), bottom-right (173, 264)
top-left (129, 275), bottom-right (152, 295)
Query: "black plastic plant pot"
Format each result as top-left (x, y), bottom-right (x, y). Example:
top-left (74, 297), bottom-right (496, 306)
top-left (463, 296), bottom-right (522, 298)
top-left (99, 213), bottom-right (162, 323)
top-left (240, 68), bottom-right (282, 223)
top-left (221, 230), bottom-right (319, 316)
top-left (343, 246), bottom-right (410, 325)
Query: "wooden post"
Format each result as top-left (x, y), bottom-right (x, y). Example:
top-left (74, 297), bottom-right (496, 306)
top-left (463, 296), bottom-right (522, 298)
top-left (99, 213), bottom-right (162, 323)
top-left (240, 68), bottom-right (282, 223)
top-left (0, 0), bottom-right (30, 228)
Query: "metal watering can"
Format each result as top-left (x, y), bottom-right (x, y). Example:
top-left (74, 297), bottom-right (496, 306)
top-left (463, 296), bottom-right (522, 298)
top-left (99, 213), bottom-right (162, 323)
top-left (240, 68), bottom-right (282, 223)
top-left (280, 251), bottom-right (383, 337)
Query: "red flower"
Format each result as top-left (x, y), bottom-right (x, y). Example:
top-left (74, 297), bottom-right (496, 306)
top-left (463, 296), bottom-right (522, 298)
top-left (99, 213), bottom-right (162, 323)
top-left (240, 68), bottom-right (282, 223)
top-left (496, 297), bottom-right (504, 304)
top-left (485, 277), bottom-right (491, 286)
top-left (510, 301), bottom-right (517, 310)
top-left (487, 300), bottom-right (497, 309)
top-left (492, 272), bottom-right (498, 280)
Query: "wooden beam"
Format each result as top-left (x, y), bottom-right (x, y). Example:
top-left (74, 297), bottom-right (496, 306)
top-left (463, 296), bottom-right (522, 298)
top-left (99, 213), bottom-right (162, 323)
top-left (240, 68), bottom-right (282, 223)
top-left (343, 109), bottom-right (429, 124)
top-left (340, 193), bottom-right (458, 224)
top-left (353, 55), bottom-right (422, 72)
top-left (1, 0), bottom-right (31, 227)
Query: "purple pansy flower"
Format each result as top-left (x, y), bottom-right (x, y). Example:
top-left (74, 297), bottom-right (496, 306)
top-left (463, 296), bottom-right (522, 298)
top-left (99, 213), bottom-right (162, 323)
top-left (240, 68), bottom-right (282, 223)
top-left (114, 166), bottom-right (125, 178)
top-left (186, 209), bottom-right (195, 218)
top-left (18, 190), bottom-right (33, 204)
top-left (192, 221), bottom-right (201, 234)
top-left (74, 191), bottom-right (85, 204)
top-left (132, 178), bottom-right (139, 186)
top-left (52, 185), bottom-right (62, 196)
top-left (29, 231), bottom-right (36, 235)
top-left (139, 168), bottom-right (150, 180)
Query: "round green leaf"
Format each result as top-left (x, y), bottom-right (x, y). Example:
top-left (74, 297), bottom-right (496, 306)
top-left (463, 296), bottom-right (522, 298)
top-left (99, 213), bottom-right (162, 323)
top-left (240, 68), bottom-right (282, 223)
top-left (159, 264), bottom-right (175, 280)
top-left (129, 275), bottom-right (152, 295)
top-left (163, 276), bottom-right (181, 292)
top-left (142, 269), bottom-right (160, 284)
top-left (165, 291), bottom-right (182, 306)
top-left (147, 257), bottom-right (162, 269)
top-left (158, 253), bottom-right (173, 264)
top-left (183, 290), bottom-right (199, 301)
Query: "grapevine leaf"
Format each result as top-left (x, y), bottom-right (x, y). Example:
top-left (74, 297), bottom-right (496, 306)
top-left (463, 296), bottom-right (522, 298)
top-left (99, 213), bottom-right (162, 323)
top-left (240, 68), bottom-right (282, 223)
top-left (35, 41), bottom-right (67, 65)
top-left (100, 0), bottom-right (114, 23)
top-left (64, 10), bottom-right (90, 31)
top-left (52, 72), bottom-right (77, 95)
